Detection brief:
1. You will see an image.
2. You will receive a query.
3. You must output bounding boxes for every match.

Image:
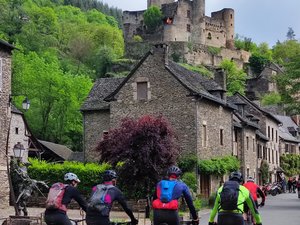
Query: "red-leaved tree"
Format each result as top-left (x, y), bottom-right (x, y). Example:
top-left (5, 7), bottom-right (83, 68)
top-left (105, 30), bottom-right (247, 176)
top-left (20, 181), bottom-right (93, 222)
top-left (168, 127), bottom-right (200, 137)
top-left (95, 115), bottom-right (179, 198)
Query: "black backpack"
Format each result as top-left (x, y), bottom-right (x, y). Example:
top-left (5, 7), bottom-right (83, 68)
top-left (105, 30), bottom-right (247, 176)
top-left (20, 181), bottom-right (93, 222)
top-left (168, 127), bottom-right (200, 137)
top-left (219, 181), bottom-right (241, 211)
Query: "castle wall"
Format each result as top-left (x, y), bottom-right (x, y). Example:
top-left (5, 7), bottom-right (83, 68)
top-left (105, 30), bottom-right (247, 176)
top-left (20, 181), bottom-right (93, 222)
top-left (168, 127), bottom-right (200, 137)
top-left (163, 0), bottom-right (192, 42)
top-left (192, 0), bottom-right (205, 44)
top-left (204, 17), bottom-right (227, 48)
top-left (123, 11), bottom-right (145, 42)
top-left (148, 0), bottom-right (174, 8)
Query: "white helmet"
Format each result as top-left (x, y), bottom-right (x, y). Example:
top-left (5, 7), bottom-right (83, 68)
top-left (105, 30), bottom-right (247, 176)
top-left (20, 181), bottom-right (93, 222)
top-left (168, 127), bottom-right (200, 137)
top-left (247, 176), bottom-right (255, 182)
top-left (64, 172), bottom-right (80, 183)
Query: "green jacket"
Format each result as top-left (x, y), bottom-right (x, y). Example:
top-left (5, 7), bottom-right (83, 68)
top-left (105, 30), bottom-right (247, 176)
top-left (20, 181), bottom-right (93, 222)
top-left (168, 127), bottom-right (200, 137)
top-left (209, 183), bottom-right (262, 224)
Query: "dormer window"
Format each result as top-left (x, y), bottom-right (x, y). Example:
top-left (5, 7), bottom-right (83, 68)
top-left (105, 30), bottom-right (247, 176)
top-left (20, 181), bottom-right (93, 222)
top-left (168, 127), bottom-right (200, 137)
top-left (137, 82), bottom-right (148, 100)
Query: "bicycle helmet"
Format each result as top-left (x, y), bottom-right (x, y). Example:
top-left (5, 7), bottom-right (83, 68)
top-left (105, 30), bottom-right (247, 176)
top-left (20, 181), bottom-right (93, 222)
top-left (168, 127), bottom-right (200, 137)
top-left (167, 166), bottom-right (182, 177)
top-left (64, 172), bottom-right (80, 183)
top-left (229, 171), bottom-right (243, 183)
top-left (103, 170), bottom-right (117, 181)
top-left (247, 176), bottom-right (255, 182)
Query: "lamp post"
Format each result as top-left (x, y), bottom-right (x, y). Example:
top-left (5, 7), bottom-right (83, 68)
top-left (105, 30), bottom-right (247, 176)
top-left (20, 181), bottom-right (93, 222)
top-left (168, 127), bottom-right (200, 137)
top-left (13, 142), bottom-right (26, 160)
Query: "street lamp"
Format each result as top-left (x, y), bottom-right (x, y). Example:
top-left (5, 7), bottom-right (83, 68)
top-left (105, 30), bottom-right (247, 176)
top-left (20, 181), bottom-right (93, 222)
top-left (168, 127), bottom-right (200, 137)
top-left (21, 97), bottom-right (30, 111)
top-left (13, 142), bottom-right (26, 160)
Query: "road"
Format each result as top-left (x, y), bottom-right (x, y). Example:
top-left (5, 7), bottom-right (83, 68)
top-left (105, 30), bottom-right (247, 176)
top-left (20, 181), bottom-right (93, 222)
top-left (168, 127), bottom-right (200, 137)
top-left (199, 193), bottom-right (300, 225)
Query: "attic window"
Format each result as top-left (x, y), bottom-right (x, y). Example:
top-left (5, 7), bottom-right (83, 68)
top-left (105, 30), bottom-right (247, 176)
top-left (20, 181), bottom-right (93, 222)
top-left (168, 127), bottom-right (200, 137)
top-left (15, 127), bottom-right (19, 134)
top-left (137, 82), bottom-right (148, 100)
top-left (165, 17), bottom-right (173, 25)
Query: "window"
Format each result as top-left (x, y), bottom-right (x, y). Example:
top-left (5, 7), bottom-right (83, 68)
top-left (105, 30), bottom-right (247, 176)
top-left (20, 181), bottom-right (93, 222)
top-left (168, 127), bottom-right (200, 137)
top-left (220, 129), bottom-right (224, 146)
top-left (285, 144), bottom-right (289, 153)
top-left (202, 124), bottom-right (207, 147)
top-left (276, 130), bottom-right (278, 143)
top-left (187, 10), bottom-right (191, 18)
top-left (187, 24), bottom-right (191, 32)
top-left (253, 138), bottom-right (255, 152)
top-left (137, 82), bottom-right (148, 100)
top-left (271, 128), bottom-right (274, 141)
top-left (267, 126), bottom-right (270, 138)
top-left (230, 14), bottom-right (233, 19)
top-left (246, 137), bottom-right (249, 150)
top-left (207, 32), bottom-right (212, 39)
top-left (276, 151), bottom-right (278, 164)
top-left (272, 149), bottom-right (274, 164)
top-left (268, 148), bottom-right (271, 162)
top-left (0, 58), bottom-right (2, 91)
top-left (246, 168), bottom-right (249, 178)
top-left (15, 127), bottom-right (19, 134)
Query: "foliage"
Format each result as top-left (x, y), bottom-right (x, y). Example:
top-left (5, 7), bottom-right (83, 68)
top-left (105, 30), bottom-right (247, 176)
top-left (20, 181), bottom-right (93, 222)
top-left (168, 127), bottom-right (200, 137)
top-left (179, 63), bottom-right (214, 78)
top-left (143, 6), bottom-right (162, 33)
top-left (261, 93), bottom-right (282, 106)
top-left (133, 35), bottom-right (143, 42)
top-left (277, 54), bottom-right (300, 113)
top-left (234, 34), bottom-right (257, 52)
top-left (207, 46), bottom-right (221, 55)
top-left (95, 116), bottom-right (179, 199)
top-left (171, 52), bottom-right (181, 63)
top-left (178, 155), bottom-right (198, 173)
top-left (286, 27), bottom-right (296, 40)
top-left (273, 40), bottom-right (300, 64)
top-left (280, 154), bottom-right (300, 177)
top-left (198, 156), bottom-right (240, 175)
top-left (249, 53), bottom-right (270, 75)
top-left (28, 158), bottom-right (111, 195)
top-left (260, 160), bottom-right (269, 184)
top-left (220, 59), bottom-right (247, 96)
top-left (182, 172), bottom-right (197, 193)
top-left (12, 50), bottom-right (93, 151)
top-left (193, 197), bottom-right (202, 212)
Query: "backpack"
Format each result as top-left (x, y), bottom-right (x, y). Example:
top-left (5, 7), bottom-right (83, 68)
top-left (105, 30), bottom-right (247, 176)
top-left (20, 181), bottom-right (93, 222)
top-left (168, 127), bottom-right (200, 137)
top-left (45, 183), bottom-right (68, 211)
top-left (152, 180), bottom-right (178, 210)
top-left (160, 180), bottom-right (177, 203)
top-left (219, 181), bottom-right (241, 211)
top-left (87, 184), bottom-right (114, 216)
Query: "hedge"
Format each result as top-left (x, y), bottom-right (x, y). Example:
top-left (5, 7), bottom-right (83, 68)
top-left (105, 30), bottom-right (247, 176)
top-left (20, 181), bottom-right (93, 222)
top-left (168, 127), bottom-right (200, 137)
top-left (28, 158), bottom-right (111, 195)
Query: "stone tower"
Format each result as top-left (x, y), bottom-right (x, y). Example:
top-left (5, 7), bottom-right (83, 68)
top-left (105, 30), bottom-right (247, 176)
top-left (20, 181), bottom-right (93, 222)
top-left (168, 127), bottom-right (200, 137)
top-left (223, 8), bottom-right (235, 49)
top-left (147, 0), bottom-right (174, 8)
top-left (192, 0), bottom-right (206, 44)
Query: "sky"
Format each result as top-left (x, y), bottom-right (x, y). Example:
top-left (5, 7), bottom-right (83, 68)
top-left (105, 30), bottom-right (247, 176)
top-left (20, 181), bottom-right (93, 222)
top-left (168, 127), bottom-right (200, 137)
top-left (102, 0), bottom-right (300, 47)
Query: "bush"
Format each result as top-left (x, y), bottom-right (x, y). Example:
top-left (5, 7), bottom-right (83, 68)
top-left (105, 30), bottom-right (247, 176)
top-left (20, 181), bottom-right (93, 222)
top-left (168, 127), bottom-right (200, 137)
top-left (182, 172), bottom-right (197, 193)
top-left (133, 35), bottom-right (143, 42)
top-left (28, 158), bottom-right (111, 195)
top-left (198, 156), bottom-right (240, 175)
top-left (178, 155), bottom-right (198, 173)
top-left (193, 197), bottom-right (202, 211)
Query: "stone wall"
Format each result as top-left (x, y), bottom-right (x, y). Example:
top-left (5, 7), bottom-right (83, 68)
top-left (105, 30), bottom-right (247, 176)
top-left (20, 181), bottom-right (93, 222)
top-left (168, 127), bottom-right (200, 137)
top-left (83, 110), bottom-right (110, 162)
top-left (196, 99), bottom-right (233, 159)
top-left (0, 49), bottom-right (12, 209)
top-left (110, 48), bottom-right (198, 156)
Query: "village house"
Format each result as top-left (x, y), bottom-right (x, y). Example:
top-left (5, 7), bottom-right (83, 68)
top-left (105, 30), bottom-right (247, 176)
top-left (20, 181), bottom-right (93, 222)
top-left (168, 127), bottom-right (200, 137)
top-left (81, 44), bottom-right (236, 197)
top-left (228, 93), bottom-right (281, 183)
top-left (0, 39), bottom-right (15, 208)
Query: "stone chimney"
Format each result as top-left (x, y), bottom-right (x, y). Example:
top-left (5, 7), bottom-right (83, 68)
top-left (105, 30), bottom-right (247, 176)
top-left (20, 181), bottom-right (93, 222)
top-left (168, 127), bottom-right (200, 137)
top-left (292, 115), bottom-right (300, 126)
top-left (214, 68), bottom-right (227, 101)
top-left (153, 43), bottom-right (169, 66)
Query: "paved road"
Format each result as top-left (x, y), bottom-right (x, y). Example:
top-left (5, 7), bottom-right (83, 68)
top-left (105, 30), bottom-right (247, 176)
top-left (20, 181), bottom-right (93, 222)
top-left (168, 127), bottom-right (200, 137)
top-left (199, 192), bottom-right (300, 225)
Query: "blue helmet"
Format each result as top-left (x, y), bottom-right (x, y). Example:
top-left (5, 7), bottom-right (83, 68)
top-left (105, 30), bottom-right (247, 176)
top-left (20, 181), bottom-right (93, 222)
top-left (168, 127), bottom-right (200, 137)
top-left (103, 170), bottom-right (117, 181)
top-left (167, 166), bottom-right (182, 177)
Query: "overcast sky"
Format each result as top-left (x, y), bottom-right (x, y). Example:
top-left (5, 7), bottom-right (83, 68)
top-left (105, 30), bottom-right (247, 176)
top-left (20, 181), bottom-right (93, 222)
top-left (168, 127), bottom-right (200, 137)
top-left (102, 0), bottom-right (300, 47)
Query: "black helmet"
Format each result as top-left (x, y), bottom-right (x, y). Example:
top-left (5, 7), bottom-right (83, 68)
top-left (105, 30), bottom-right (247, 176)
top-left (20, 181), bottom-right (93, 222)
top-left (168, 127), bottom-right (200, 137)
top-left (167, 166), bottom-right (182, 177)
top-left (103, 170), bottom-right (117, 181)
top-left (229, 171), bottom-right (243, 183)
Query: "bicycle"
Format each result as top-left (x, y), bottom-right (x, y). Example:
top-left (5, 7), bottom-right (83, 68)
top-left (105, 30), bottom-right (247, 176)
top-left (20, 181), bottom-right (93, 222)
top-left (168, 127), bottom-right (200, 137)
top-left (70, 218), bottom-right (86, 225)
top-left (244, 203), bottom-right (263, 225)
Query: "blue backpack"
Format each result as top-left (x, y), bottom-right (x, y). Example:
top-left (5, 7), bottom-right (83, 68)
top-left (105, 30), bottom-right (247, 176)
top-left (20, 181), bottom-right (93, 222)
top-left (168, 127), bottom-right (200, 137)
top-left (159, 180), bottom-right (177, 203)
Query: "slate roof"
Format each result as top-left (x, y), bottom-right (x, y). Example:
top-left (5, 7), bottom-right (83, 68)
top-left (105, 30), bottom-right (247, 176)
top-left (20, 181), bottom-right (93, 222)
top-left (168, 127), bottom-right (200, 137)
top-left (161, 2), bottom-right (178, 19)
top-left (278, 127), bottom-right (300, 143)
top-left (81, 78), bottom-right (125, 111)
top-left (0, 39), bottom-right (15, 52)
top-left (255, 130), bottom-right (269, 141)
top-left (38, 140), bottom-right (73, 160)
top-left (275, 115), bottom-right (299, 131)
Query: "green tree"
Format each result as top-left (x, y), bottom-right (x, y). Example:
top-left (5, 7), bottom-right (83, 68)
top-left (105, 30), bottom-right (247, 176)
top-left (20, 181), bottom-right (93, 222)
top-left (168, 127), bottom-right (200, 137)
top-left (249, 53), bottom-right (270, 76)
top-left (143, 6), bottom-right (162, 33)
top-left (273, 40), bottom-right (300, 64)
top-left (220, 59), bottom-right (247, 95)
top-left (286, 27), bottom-right (296, 40)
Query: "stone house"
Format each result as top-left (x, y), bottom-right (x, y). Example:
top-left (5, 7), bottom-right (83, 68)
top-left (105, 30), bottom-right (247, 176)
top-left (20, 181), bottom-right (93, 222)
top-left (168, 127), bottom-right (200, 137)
top-left (246, 62), bottom-right (284, 101)
top-left (0, 39), bottom-right (15, 208)
top-left (81, 44), bottom-right (235, 197)
top-left (275, 115), bottom-right (300, 155)
top-left (228, 93), bottom-right (281, 183)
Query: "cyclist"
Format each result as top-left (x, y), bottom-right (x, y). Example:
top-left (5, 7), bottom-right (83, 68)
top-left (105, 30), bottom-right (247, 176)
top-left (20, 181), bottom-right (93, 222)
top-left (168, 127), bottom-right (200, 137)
top-left (243, 176), bottom-right (265, 208)
top-left (152, 166), bottom-right (199, 225)
top-left (208, 171), bottom-right (262, 225)
top-left (44, 172), bottom-right (87, 225)
top-left (86, 170), bottom-right (138, 225)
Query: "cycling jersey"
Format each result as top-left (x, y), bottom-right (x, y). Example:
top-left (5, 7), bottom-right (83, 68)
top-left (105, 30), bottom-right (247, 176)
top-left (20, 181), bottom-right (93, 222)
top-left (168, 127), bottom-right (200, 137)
top-left (86, 182), bottom-right (136, 225)
top-left (209, 183), bottom-right (262, 224)
top-left (153, 179), bottom-right (198, 225)
top-left (45, 185), bottom-right (87, 225)
top-left (244, 181), bottom-right (265, 202)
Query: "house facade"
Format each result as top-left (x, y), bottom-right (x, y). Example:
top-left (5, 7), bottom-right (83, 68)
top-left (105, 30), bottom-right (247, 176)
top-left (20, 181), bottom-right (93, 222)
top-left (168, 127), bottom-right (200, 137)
top-left (0, 40), bottom-right (15, 208)
top-left (81, 44), bottom-right (234, 196)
